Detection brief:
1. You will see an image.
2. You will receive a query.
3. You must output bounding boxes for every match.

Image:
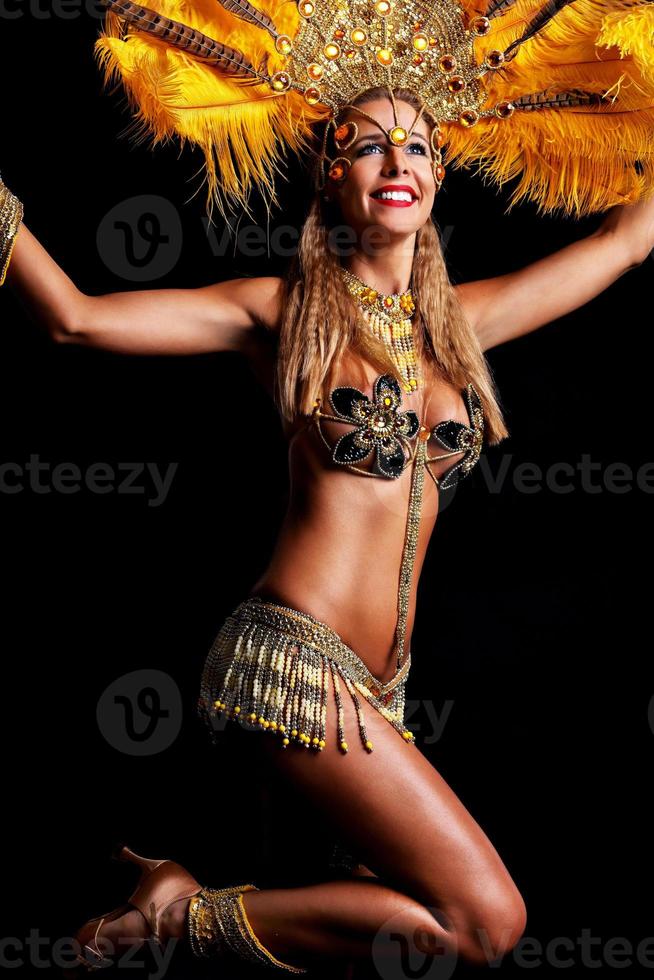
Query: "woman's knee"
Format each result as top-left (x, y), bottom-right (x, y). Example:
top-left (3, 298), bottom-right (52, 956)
top-left (383, 890), bottom-right (526, 968)
top-left (454, 888), bottom-right (528, 966)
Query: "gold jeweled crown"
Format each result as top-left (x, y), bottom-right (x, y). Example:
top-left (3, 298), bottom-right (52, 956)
top-left (269, 0), bottom-right (496, 125)
top-left (96, 0), bottom-right (654, 218)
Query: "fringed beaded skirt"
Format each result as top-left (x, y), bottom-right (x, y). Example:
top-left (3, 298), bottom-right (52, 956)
top-left (197, 596), bottom-right (416, 755)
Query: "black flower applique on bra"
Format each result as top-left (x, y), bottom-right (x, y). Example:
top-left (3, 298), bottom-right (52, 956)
top-left (428, 382), bottom-right (485, 491)
top-left (326, 373), bottom-right (421, 479)
top-left (310, 372), bottom-right (484, 491)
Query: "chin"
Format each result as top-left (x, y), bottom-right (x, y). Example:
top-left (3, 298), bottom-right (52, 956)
top-left (364, 212), bottom-right (425, 238)
top-left (338, 202), bottom-right (429, 242)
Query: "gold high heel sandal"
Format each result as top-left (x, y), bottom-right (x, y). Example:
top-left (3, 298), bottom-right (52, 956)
top-left (64, 842), bottom-right (203, 975)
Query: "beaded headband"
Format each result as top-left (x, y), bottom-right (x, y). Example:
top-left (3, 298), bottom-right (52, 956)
top-left (96, 0), bottom-right (654, 218)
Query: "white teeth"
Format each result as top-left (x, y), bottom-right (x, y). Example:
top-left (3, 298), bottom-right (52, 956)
top-left (374, 190), bottom-right (414, 202)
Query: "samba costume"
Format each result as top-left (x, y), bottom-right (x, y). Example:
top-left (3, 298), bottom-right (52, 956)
top-left (70, 0), bottom-right (654, 766)
top-left (4, 0), bottom-right (654, 971)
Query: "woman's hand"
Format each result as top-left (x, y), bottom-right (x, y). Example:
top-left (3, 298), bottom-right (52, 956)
top-left (597, 195), bottom-right (654, 267)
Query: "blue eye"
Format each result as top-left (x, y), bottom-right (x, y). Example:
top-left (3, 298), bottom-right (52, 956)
top-left (357, 142), bottom-right (384, 156)
top-left (406, 142), bottom-right (428, 155)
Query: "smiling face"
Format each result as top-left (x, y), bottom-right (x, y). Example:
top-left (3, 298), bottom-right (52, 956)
top-left (327, 96), bottom-right (437, 243)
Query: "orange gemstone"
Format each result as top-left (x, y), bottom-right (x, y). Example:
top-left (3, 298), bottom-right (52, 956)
top-left (324, 42), bottom-right (341, 59)
top-left (328, 160), bottom-right (349, 181)
top-left (495, 100), bottom-right (515, 118)
top-left (304, 86), bottom-right (321, 105)
top-left (383, 296), bottom-right (394, 307)
top-left (275, 34), bottom-right (292, 55)
top-left (334, 28), bottom-right (345, 38)
top-left (298, 0), bottom-right (314, 15)
top-left (376, 47), bottom-right (394, 66)
top-left (447, 75), bottom-right (466, 93)
top-left (307, 62), bottom-right (323, 80)
top-left (389, 125), bottom-right (408, 145)
top-left (375, 0), bottom-right (391, 13)
top-left (412, 32), bottom-right (429, 51)
top-left (470, 15), bottom-right (491, 35)
top-left (351, 28), bottom-right (367, 44)
top-left (438, 54), bottom-right (456, 72)
top-left (334, 122), bottom-right (356, 146)
top-left (486, 49), bottom-right (505, 68)
top-left (434, 163), bottom-right (446, 181)
top-left (459, 109), bottom-right (479, 127)
top-left (412, 54), bottom-right (424, 65)
top-left (270, 71), bottom-right (291, 91)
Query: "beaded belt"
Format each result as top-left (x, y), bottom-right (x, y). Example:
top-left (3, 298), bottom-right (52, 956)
top-left (197, 596), bottom-right (416, 754)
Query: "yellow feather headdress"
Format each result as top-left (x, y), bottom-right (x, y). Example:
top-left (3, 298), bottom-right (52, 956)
top-left (94, 0), bottom-right (654, 219)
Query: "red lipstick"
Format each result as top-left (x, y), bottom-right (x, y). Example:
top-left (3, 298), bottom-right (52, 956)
top-left (370, 184), bottom-right (419, 207)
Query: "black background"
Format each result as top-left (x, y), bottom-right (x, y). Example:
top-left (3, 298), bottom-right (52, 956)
top-left (1, 7), bottom-right (653, 979)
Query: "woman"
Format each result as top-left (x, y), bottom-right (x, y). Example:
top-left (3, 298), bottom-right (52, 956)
top-left (3, 0), bottom-right (654, 972)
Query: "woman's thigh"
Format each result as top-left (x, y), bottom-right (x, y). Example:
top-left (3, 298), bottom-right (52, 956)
top-left (242, 669), bottom-right (526, 945)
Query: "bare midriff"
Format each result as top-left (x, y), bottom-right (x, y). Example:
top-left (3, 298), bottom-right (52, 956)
top-left (248, 353), bottom-right (470, 687)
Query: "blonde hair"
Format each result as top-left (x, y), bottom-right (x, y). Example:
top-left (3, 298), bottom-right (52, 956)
top-left (275, 87), bottom-right (509, 446)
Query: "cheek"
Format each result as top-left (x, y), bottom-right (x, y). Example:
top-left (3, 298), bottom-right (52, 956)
top-left (337, 167), bottom-right (373, 209)
top-left (418, 164), bottom-right (436, 199)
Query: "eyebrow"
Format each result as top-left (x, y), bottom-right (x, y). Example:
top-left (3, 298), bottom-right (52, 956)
top-left (349, 131), bottom-right (430, 150)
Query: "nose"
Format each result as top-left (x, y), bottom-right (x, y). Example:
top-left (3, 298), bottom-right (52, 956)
top-left (381, 146), bottom-right (409, 177)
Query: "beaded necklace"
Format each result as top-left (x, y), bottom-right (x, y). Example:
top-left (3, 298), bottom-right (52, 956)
top-left (340, 266), bottom-right (422, 395)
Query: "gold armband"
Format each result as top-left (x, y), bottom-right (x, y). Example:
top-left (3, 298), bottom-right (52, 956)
top-left (0, 178), bottom-right (24, 287)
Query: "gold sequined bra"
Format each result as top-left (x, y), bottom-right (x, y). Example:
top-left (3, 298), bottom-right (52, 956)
top-left (307, 372), bottom-right (485, 676)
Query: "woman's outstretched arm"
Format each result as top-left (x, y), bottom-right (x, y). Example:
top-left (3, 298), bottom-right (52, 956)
top-left (5, 223), bottom-right (283, 355)
top-left (455, 196), bottom-right (654, 353)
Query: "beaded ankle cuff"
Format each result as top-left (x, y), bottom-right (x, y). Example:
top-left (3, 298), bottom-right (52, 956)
top-left (188, 885), bottom-right (308, 973)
